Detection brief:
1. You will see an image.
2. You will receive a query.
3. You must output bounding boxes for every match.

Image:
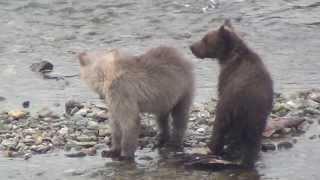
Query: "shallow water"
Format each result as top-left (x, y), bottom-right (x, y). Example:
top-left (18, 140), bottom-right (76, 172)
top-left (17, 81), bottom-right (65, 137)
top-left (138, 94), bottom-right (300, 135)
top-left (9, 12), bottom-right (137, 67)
top-left (0, 0), bottom-right (320, 179)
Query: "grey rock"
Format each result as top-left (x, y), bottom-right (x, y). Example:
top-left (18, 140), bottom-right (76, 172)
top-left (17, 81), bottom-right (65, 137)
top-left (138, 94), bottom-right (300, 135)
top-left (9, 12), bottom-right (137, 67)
top-left (87, 121), bottom-right (99, 130)
top-left (76, 135), bottom-right (97, 142)
top-left (309, 91), bottom-right (320, 103)
top-left (22, 101), bottom-right (30, 108)
top-left (30, 61), bottom-right (53, 73)
top-left (24, 153), bottom-right (32, 160)
top-left (65, 100), bottom-right (83, 115)
top-left (277, 141), bottom-right (293, 150)
top-left (98, 126), bottom-right (111, 137)
top-left (31, 144), bottom-right (51, 154)
top-left (65, 151), bottom-right (86, 158)
top-left (1, 139), bottom-right (18, 149)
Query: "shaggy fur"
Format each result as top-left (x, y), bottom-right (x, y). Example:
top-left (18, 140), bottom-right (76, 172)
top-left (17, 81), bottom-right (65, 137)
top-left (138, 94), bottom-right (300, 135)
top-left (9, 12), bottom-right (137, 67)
top-left (79, 46), bottom-right (194, 161)
top-left (190, 20), bottom-right (273, 168)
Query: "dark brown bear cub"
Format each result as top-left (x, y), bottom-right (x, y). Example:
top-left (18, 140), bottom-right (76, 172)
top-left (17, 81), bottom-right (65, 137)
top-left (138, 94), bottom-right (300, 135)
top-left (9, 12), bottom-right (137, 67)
top-left (190, 20), bottom-right (273, 168)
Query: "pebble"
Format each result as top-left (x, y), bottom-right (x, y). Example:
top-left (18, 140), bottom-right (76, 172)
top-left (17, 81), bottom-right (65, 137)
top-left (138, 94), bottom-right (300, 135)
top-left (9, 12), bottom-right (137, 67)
top-left (22, 101), bottom-right (30, 108)
top-left (277, 141), bottom-right (293, 150)
top-left (309, 135), bottom-right (317, 140)
top-left (24, 153), bottom-right (32, 160)
top-left (59, 127), bottom-right (69, 136)
top-left (309, 92), bottom-right (320, 103)
top-left (261, 143), bottom-right (276, 152)
top-left (98, 126), bottom-right (111, 137)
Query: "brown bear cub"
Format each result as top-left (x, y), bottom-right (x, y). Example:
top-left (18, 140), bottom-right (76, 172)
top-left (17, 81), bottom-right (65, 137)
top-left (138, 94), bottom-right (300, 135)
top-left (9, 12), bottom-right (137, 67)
top-left (78, 46), bottom-right (194, 161)
top-left (190, 20), bottom-right (273, 168)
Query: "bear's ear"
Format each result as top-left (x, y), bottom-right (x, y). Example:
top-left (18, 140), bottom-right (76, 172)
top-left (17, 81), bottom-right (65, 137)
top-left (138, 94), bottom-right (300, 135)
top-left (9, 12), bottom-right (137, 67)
top-left (78, 52), bottom-right (89, 66)
top-left (223, 19), bottom-right (234, 30)
top-left (218, 24), bottom-right (233, 43)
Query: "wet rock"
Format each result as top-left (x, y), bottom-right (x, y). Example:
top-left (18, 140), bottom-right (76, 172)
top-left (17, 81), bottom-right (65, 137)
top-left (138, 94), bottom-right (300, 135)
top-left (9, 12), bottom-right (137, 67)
top-left (74, 108), bottom-right (89, 117)
top-left (309, 91), bottom-right (320, 103)
top-left (31, 144), bottom-right (51, 154)
top-left (309, 135), bottom-right (317, 140)
top-left (65, 151), bottom-right (86, 158)
top-left (272, 103), bottom-right (290, 116)
top-left (37, 108), bottom-right (51, 118)
top-left (22, 136), bottom-right (35, 146)
top-left (24, 153), bottom-right (32, 160)
top-left (30, 61), bottom-right (53, 73)
top-left (65, 100), bottom-right (83, 115)
top-left (93, 111), bottom-right (108, 122)
top-left (87, 121), bottom-right (99, 130)
top-left (22, 101), bottom-right (30, 108)
top-left (98, 126), bottom-right (111, 137)
top-left (8, 110), bottom-right (28, 120)
top-left (261, 143), bottom-right (276, 152)
top-left (59, 127), bottom-right (69, 136)
top-left (1, 139), bottom-right (18, 149)
top-left (52, 136), bottom-right (65, 146)
top-left (277, 141), bottom-right (293, 150)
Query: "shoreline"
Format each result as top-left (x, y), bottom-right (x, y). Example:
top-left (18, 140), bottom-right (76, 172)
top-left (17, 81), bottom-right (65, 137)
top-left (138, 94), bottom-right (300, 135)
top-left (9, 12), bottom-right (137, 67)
top-left (1, 89), bottom-right (320, 160)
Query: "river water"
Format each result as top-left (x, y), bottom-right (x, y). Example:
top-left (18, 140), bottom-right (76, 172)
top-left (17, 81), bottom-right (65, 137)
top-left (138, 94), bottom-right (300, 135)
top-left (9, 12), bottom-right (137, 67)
top-left (0, 0), bottom-right (319, 179)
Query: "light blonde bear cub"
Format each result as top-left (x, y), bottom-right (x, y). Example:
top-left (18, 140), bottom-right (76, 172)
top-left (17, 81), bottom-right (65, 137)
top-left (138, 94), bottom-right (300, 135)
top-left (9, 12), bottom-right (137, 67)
top-left (78, 46), bottom-right (194, 161)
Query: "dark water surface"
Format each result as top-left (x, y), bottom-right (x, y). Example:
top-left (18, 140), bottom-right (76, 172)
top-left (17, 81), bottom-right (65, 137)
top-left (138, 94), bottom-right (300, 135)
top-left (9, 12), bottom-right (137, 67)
top-left (0, 0), bottom-right (320, 179)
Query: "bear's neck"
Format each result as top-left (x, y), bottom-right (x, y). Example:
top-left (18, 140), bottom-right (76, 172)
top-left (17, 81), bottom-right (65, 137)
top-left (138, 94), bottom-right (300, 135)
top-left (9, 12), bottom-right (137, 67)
top-left (218, 39), bottom-right (250, 66)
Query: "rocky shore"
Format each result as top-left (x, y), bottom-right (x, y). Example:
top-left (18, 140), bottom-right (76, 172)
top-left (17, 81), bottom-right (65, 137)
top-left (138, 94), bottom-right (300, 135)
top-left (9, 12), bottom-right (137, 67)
top-left (1, 89), bottom-right (320, 160)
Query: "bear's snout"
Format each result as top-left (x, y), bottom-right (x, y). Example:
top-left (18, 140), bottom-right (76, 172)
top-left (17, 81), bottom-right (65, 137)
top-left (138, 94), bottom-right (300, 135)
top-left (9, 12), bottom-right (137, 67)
top-left (190, 42), bottom-right (206, 59)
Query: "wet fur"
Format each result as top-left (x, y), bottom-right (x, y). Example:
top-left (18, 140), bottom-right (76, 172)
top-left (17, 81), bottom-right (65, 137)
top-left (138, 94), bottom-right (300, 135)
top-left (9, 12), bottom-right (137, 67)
top-left (190, 20), bottom-right (273, 168)
top-left (79, 46), bottom-right (194, 160)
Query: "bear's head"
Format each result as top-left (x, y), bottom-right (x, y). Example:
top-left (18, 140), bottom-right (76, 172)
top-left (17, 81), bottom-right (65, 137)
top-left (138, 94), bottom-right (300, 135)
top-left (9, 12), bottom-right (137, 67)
top-left (78, 49), bottom-right (120, 98)
top-left (190, 19), bottom-right (239, 60)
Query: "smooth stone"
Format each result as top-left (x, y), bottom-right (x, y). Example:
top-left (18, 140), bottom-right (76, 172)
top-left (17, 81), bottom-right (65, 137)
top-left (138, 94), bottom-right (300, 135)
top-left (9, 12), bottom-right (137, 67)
top-left (69, 140), bottom-right (96, 148)
top-left (76, 135), bottom-right (97, 142)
